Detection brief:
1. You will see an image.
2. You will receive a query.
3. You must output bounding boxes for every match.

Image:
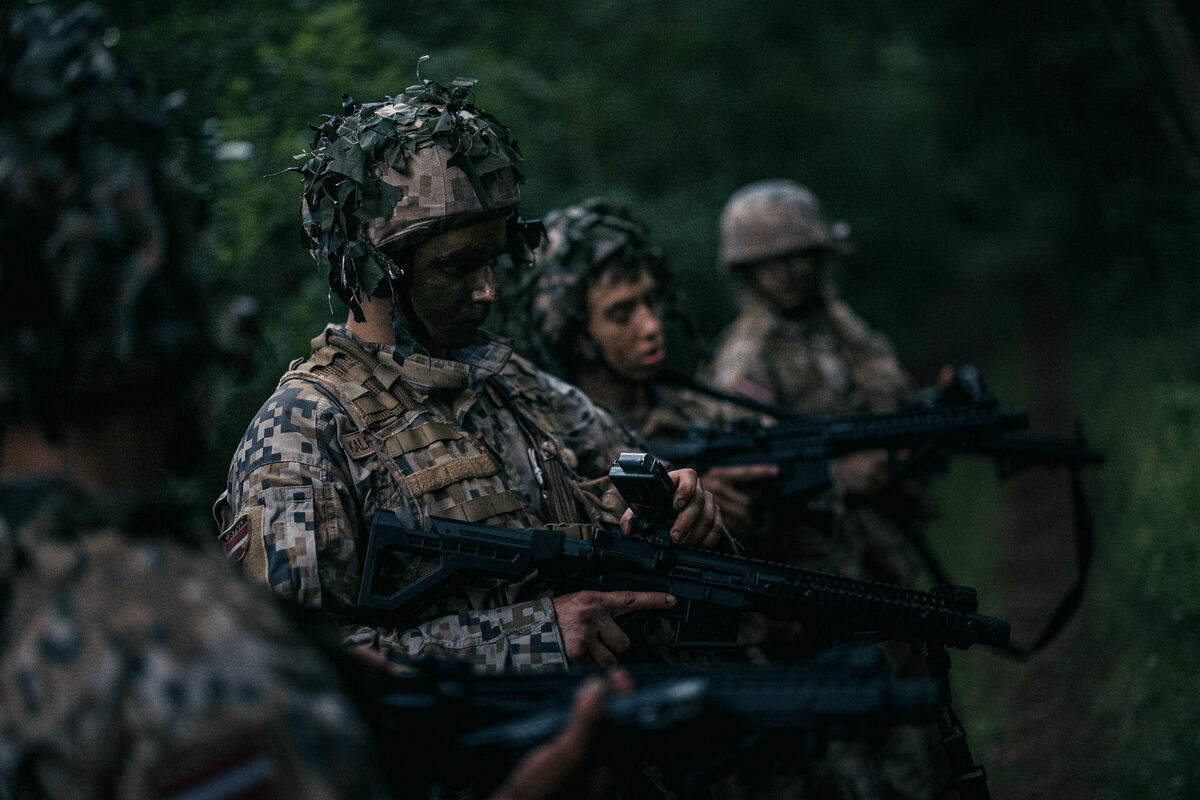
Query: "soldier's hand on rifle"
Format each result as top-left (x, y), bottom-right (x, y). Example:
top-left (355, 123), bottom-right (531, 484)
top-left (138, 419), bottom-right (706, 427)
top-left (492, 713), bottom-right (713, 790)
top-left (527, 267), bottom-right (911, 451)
top-left (554, 590), bottom-right (677, 665)
top-left (488, 669), bottom-right (634, 800)
top-left (619, 467), bottom-right (722, 548)
top-left (832, 450), bottom-right (891, 496)
top-left (699, 464), bottom-right (779, 536)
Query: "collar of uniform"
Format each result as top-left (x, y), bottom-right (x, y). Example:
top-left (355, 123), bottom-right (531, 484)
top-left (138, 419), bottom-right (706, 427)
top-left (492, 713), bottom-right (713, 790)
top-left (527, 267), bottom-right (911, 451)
top-left (331, 324), bottom-right (515, 396)
top-left (739, 291), bottom-right (824, 338)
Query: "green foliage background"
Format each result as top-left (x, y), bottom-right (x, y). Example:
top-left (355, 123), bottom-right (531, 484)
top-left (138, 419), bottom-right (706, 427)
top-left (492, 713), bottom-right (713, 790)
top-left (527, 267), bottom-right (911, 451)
top-left (54, 0), bottom-right (1200, 795)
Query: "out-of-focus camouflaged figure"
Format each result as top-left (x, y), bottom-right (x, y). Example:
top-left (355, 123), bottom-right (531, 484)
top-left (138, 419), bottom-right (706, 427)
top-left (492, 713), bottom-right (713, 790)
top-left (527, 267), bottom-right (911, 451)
top-left (0, 486), bottom-right (380, 800)
top-left (0, 5), bottom-right (383, 798)
top-left (214, 86), bottom-right (717, 673)
top-left (699, 181), bottom-right (952, 800)
top-left (701, 179), bottom-right (910, 417)
top-left (699, 179), bottom-right (919, 583)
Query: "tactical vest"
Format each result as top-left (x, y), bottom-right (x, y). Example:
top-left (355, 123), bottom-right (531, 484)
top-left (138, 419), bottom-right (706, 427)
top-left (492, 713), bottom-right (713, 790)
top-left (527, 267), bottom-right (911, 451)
top-left (281, 328), bottom-right (590, 532)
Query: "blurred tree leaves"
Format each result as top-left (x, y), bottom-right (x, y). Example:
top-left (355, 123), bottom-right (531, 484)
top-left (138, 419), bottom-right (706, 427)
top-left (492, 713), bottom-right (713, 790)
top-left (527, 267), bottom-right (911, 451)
top-left (87, 0), bottom-right (1199, 448)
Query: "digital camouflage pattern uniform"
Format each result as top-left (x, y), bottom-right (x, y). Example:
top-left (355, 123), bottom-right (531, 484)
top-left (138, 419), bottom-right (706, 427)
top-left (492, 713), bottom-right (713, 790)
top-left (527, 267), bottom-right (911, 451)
top-left (216, 324), bottom-right (630, 672)
top-left (0, 8), bottom-right (387, 797)
top-left (215, 82), bottom-right (637, 673)
top-left (701, 292), bottom-right (911, 417)
top-left (0, 483), bottom-right (382, 800)
top-left (699, 180), bottom-right (951, 800)
top-left (698, 180), bottom-right (918, 585)
top-left (632, 383), bottom-right (752, 444)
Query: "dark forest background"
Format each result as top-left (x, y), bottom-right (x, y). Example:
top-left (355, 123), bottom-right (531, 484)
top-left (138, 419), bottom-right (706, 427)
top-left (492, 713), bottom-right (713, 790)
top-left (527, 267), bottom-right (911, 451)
top-left (27, 0), bottom-right (1200, 796)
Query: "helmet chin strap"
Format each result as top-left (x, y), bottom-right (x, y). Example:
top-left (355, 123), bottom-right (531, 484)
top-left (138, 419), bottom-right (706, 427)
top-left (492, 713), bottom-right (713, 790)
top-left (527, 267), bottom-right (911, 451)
top-left (388, 282), bottom-right (439, 354)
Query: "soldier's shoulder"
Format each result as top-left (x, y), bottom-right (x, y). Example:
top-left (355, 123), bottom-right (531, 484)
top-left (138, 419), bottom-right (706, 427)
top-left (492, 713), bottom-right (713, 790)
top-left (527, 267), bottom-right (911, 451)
top-left (657, 384), bottom-right (749, 426)
top-left (503, 350), bottom-right (588, 403)
top-left (0, 530), bottom-right (375, 797)
top-left (824, 299), bottom-right (900, 354)
top-left (230, 373), bottom-right (347, 480)
top-left (719, 303), bottom-right (783, 346)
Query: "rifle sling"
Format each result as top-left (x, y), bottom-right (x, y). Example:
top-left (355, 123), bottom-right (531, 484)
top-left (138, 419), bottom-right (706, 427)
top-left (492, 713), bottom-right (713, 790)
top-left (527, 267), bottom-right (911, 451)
top-left (1001, 465), bottom-right (1094, 658)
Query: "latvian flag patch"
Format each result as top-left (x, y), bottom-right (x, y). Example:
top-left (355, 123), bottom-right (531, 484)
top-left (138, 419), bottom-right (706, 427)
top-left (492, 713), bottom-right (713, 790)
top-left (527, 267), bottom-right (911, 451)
top-left (220, 515), bottom-right (251, 563)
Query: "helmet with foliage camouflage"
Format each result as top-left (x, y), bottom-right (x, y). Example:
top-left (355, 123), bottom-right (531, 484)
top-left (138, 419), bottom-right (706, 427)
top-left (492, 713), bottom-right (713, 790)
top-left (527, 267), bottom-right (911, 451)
top-left (519, 199), bottom-right (672, 377)
top-left (294, 78), bottom-right (529, 322)
top-left (0, 2), bottom-right (213, 430)
top-left (718, 179), bottom-right (835, 271)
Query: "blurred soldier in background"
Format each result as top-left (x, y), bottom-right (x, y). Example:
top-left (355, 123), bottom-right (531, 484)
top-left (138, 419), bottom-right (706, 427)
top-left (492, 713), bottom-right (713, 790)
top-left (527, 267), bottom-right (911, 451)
top-left (698, 180), bottom-right (951, 799)
top-left (0, 4), bottom-right (386, 796)
top-left (520, 199), bottom-right (777, 537)
top-left (214, 82), bottom-right (722, 673)
top-left (0, 6), bottom-right (619, 798)
top-left (698, 179), bottom-right (923, 585)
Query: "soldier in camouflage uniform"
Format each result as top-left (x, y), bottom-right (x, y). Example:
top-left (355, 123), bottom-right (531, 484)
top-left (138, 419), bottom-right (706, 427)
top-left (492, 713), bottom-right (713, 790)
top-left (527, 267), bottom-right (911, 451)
top-left (215, 84), bottom-right (723, 673)
top-left (0, 8), bottom-right (626, 797)
top-left (517, 200), bottom-right (951, 800)
top-left (513, 199), bottom-right (777, 537)
top-left (698, 179), bottom-right (921, 584)
top-left (0, 6), bottom-right (386, 797)
top-left (698, 181), bottom-right (952, 800)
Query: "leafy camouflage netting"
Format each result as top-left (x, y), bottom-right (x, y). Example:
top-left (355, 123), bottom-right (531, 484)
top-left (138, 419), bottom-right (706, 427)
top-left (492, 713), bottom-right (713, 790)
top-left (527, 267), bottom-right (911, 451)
top-left (293, 78), bottom-right (526, 319)
top-left (500, 199), bottom-right (678, 378)
top-left (0, 2), bottom-right (213, 427)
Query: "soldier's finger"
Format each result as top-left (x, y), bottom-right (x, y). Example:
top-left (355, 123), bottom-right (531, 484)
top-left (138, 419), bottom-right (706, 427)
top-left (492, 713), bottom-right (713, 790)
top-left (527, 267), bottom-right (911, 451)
top-left (675, 486), bottom-right (717, 546)
top-left (699, 505), bottom-right (723, 550)
top-left (587, 637), bottom-right (619, 666)
top-left (607, 667), bottom-right (635, 696)
top-left (618, 508), bottom-right (635, 536)
top-left (668, 468), bottom-right (699, 512)
top-left (596, 615), bottom-right (632, 655)
top-left (670, 483), bottom-right (706, 543)
top-left (605, 590), bottom-right (677, 616)
top-left (707, 483), bottom-right (750, 522)
top-left (488, 677), bottom-right (606, 800)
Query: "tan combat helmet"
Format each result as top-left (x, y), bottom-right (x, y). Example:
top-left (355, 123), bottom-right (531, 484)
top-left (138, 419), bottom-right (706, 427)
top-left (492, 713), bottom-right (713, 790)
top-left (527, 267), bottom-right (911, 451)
top-left (717, 179), bottom-right (833, 271)
top-left (294, 79), bottom-right (529, 321)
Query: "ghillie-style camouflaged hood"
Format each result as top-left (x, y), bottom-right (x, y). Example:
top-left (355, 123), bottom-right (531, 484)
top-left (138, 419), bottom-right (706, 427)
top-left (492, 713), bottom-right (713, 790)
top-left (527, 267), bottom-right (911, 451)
top-left (0, 2), bottom-right (212, 428)
top-left (294, 78), bottom-right (526, 321)
top-left (516, 199), bottom-right (675, 378)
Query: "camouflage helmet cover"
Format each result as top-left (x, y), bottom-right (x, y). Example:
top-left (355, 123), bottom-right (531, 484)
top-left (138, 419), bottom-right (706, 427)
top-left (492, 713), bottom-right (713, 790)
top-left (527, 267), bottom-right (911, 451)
top-left (294, 78), bottom-right (524, 318)
top-left (0, 2), bottom-right (212, 426)
top-left (718, 178), bottom-right (832, 269)
top-left (522, 199), bottom-right (670, 376)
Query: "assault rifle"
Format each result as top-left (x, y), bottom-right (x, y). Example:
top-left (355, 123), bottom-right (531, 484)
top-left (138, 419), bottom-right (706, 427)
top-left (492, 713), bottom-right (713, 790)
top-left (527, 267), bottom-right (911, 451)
top-left (647, 404), bottom-right (1030, 498)
top-left (357, 466), bottom-right (1010, 653)
top-left (355, 648), bottom-right (941, 796)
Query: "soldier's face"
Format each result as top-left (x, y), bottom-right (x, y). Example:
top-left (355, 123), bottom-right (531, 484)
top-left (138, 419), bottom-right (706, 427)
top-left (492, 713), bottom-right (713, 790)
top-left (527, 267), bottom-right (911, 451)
top-left (407, 216), bottom-right (506, 350)
top-left (752, 251), bottom-right (823, 314)
top-left (584, 268), bottom-right (666, 381)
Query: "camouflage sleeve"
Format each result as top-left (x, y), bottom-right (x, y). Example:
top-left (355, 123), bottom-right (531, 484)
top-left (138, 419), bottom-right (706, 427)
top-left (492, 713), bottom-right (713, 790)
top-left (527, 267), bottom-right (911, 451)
top-left (538, 369), bottom-right (642, 479)
top-left (342, 596), bottom-right (569, 672)
top-left (215, 379), bottom-right (569, 673)
top-left (827, 300), bottom-right (914, 412)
